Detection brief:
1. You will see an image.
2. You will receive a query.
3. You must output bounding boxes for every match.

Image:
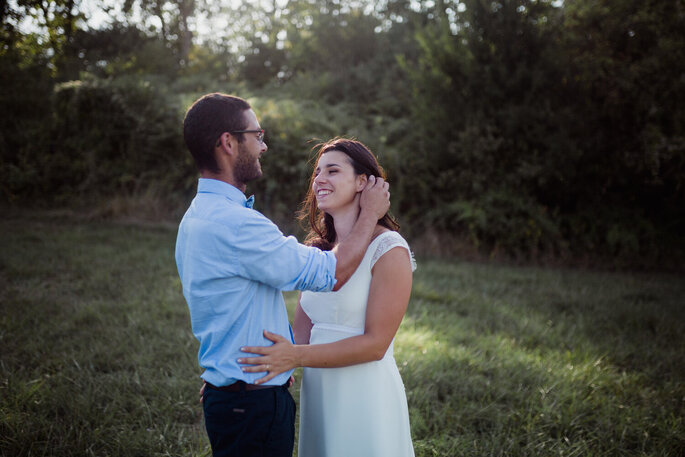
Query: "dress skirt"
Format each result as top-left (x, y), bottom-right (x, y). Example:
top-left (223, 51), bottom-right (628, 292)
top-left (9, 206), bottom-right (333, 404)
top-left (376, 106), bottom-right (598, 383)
top-left (297, 324), bottom-right (414, 457)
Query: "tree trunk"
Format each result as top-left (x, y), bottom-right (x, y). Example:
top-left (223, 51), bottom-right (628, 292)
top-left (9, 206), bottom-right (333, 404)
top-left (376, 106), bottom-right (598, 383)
top-left (178, 0), bottom-right (194, 66)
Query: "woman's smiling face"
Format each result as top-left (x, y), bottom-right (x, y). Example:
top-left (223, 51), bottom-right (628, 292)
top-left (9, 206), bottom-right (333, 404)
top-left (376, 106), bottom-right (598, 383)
top-left (312, 150), bottom-right (366, 213)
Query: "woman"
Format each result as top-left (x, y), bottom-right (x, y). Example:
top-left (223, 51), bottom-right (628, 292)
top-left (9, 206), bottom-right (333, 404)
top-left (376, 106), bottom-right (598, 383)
top-left (239, 138), bottom-right (415, 457)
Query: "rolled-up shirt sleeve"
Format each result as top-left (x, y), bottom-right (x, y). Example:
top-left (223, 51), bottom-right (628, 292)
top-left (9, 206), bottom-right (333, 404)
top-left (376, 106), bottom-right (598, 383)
top-left (212, 209), bottom-right (337, 291)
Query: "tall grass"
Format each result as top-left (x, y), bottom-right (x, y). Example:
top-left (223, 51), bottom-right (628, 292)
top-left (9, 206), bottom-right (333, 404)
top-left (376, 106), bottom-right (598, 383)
top-left (398, 262), bottom-right (684, 456)
top-left (1, 211), bottom-right (683, 456)
top-left (0, 212), bottom-right (205, 456)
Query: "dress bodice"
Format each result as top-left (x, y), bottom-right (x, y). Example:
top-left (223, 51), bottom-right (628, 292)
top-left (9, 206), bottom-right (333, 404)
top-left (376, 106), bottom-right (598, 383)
top-left (300, 231), bottom-right (415, 332)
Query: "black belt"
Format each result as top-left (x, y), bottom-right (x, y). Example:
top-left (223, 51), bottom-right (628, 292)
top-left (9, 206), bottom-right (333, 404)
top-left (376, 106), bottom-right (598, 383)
top-left (206, 380), bottom-right (286, 392)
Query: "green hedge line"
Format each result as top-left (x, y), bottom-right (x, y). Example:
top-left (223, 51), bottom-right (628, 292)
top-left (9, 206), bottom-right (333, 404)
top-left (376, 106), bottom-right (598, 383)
top-left (1, 74), bottom-right (683, 269)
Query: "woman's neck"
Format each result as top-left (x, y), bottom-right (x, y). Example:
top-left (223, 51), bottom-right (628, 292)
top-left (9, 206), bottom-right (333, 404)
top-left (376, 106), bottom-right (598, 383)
top-left (330, 203), bottom-right (364, 245)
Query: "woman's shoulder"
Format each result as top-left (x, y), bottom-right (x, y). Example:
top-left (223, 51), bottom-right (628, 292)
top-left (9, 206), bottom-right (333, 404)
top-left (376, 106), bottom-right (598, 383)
top-left (370, 226), bottom-right (391, 241)
top-left (371, 228), bottom-right (408, 245)
top-left (369, 229), bottom-right (416, 271)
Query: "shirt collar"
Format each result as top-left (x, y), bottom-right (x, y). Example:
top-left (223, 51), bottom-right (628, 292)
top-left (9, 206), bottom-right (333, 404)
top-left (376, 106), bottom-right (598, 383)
top-left (197, 178), bottom-right (253, 207)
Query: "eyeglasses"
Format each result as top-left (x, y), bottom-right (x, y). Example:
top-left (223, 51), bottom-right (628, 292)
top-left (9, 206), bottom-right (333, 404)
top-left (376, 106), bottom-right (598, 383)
top-left (216, 129), bottom-right (266, 147)
top-left (231, 129), bottom-right (265, 143)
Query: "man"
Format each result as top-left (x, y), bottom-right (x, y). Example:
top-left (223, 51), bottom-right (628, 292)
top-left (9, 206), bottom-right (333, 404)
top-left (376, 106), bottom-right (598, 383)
top-left (175, 93), bottom-right (390, 457)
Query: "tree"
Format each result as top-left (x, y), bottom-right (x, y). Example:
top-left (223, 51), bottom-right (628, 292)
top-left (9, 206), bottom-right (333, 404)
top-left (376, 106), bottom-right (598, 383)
top-left (557, 0), bottom-right (685, 257)
top-left (123, 0), bottom-right (196, 66)
top-left (2, 0), bottom-right (84, 78)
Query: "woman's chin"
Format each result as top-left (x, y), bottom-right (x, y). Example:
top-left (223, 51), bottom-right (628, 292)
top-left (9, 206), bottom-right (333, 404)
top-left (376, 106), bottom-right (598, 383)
top-left (317, 203), bottom-right (340, 216)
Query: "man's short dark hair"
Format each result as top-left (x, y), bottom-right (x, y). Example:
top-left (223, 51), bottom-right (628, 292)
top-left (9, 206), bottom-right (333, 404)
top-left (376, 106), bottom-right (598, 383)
top-left (183, 93), bottom-right (251, 173)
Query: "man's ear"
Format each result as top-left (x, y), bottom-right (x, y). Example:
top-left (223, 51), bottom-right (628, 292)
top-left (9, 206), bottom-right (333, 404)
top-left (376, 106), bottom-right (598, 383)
top-left (356, 174), bottom-right (368, 192)
top-left (216, 132), bottom-right (238, 157)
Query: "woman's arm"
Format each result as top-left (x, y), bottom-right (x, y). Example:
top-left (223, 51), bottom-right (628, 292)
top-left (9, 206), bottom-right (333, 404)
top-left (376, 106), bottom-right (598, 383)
top-left (239, 245), bottom-right (412, 384)
top-left (293, 294), bottom-right (313, 345)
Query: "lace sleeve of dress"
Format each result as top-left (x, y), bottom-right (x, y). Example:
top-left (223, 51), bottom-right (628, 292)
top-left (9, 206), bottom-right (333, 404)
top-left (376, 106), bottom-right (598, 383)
top-left (370, 232), bottom-right (417, 272)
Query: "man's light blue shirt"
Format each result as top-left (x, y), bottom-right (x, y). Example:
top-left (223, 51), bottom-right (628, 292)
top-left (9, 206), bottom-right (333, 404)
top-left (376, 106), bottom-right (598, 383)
top-left (175, 178), bottom-right (337, 387)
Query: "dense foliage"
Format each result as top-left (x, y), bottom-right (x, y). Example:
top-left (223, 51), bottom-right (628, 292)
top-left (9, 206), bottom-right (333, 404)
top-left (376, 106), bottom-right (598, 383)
top-left (1, 0), bottom-right (684, 267)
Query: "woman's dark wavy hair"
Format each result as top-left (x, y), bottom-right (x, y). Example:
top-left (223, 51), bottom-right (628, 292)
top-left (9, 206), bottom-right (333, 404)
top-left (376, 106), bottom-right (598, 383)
top-left (299, 138), bottom-right (400, 250)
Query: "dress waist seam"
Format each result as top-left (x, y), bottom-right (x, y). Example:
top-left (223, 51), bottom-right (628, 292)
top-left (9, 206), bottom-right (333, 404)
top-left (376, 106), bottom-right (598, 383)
top-left (312, 322), bottom-right (363, 335)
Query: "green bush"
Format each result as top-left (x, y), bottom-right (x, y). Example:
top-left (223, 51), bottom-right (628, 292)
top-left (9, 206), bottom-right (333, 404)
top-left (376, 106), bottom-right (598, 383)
top-left (431, 191), bottom-right (561, 259)
top-left (44, 76), bottom-right (195, 205)
top-left (0, 43), bottom-right (54, 202)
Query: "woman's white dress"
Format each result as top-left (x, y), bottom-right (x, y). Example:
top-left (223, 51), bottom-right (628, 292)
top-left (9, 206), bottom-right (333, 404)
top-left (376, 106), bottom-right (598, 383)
top-left (298, 231), bottom-right (416, 457)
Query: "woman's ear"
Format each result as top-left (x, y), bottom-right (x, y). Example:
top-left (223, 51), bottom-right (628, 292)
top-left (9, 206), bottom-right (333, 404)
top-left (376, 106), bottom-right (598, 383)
top-left (356, 174), bottom-right (369, 192)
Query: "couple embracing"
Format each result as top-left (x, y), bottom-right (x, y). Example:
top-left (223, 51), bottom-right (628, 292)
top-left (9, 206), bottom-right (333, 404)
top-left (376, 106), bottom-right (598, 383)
top-left (175, 93), bottom-right (415, 457)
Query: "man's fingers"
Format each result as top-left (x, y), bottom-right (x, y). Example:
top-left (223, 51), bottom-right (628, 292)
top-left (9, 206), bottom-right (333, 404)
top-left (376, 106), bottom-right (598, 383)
top-left (372, 177), bottom-right (389, 191)
top-left (363, 175), bottom-right (388, 191)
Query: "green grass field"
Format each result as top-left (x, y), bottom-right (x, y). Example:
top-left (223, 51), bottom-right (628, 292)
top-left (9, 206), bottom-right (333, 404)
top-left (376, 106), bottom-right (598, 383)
top-left (1, 211), bottom-right (683, 456)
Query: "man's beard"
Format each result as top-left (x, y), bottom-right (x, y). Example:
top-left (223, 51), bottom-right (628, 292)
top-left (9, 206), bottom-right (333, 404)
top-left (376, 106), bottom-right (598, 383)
top-left (234, 142), bottom-right (262, 186)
